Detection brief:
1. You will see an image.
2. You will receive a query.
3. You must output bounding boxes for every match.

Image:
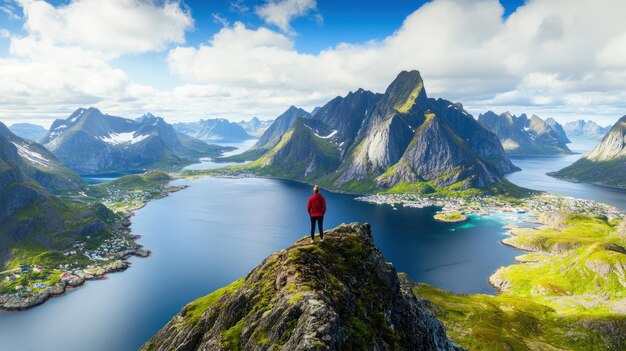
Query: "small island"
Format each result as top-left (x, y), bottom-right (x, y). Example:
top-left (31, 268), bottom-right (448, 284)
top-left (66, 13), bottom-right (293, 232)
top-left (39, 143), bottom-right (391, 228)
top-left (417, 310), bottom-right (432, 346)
top-left (434, 211), bottom-right (468, 223)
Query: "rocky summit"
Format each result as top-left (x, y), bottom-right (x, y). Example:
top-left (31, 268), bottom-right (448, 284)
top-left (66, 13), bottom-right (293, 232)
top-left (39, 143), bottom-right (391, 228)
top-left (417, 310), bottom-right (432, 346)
top-left (551, 115), bottom-right (626, 188)
top-left (142, 223), bottom-right (462, 351)
top-left (242, 70), bottom-right (518, 193)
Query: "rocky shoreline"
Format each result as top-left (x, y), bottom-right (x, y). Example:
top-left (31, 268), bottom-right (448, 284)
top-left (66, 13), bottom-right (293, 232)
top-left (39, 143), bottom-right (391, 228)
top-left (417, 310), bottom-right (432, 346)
top-left (0, 185), bottom-right (185, 311)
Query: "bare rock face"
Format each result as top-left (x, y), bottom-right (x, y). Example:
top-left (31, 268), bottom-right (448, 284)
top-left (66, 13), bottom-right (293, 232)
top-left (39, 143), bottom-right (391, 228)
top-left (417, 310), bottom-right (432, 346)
top-left (142, 223), bottom-right (463, 351)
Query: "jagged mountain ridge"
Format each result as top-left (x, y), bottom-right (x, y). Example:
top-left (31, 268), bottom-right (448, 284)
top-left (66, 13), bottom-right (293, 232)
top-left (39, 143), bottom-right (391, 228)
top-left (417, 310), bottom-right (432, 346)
top-left (142, 223), bottom-right (462, 351)
top-left (41, 108), bottom-right (231, 174)
top-left (478, 111), bottom-right (573, 155)
top-left (564, 119), bottom-right (611, 138)
top-left (238, 117), bottom-right (274, 138)
top-left (174, 118), bottom-right (252, 141)
top-left (242, 70), bottom-right (519, 193)
top-left (0, 122), bottom-right (83, 193)
top-left (8, 123), bottom-right (48, 142)
top-left (550, 115), bottom-right (626, 188)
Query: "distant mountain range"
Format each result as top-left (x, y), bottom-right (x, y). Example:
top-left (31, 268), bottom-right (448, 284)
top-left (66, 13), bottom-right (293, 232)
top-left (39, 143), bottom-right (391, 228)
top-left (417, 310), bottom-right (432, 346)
top-left (174, 118), bottom-right (252, 141)
top-left (8, 123), bottom-right (48, 142)
top-left (478, 112), bottom-right (573, 156)
top-left (235, 71), bottom-right (520, 194)
top-left (0, 124), bottom-right (114, 262)
top-left (563, 119), bottom-right (611, 138)
top-left (238, 117), bottom-right (273, 137)
top-left (550, 115), bottom-right (626, 188)
top-left (41, 108), bottom-right (232, 174)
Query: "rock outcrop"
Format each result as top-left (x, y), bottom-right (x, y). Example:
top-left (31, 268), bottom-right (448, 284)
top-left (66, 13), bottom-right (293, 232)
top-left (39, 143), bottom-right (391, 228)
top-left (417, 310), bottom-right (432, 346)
top-left (142, 223), bottom-right (462, 351)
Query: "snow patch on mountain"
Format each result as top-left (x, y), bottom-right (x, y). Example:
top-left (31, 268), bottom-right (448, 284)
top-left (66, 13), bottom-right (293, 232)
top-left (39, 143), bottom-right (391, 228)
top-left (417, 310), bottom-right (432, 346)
top-left (100, 132), bottom-right (150, 145)
top-left (12, 142), bottom-right (55, 169)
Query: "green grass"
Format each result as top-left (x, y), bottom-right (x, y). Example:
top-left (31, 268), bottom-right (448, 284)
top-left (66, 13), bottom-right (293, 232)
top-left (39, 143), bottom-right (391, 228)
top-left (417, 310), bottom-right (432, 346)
top-left (222, 319), bottom-right (246, 351)
top-left (181, 278), bottom-right (245, 326)
top-left (92, 171), bottom-right (171, 193)
top-left (215, 148), bottom-right (267, 163)
top-left (550, 157), bottom-right (626, 188)
top-left (434, 211), bottom-right (467, 222)
top-left (410, 214), bottom-right (626, 350)
top-left (414, 283), bottom-right (625, 351)
top-left (492, 214), bottom-right (626, 312)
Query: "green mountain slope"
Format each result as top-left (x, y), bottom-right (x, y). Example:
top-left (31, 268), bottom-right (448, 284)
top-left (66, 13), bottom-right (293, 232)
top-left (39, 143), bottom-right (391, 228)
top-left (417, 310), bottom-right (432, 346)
top-left (550, 115), bottom-right (626, 188)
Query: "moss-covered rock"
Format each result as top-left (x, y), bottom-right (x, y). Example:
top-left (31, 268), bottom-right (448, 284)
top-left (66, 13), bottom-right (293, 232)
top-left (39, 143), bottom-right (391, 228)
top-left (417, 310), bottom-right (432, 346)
top-left (142, 223), bottom-right (462, 351)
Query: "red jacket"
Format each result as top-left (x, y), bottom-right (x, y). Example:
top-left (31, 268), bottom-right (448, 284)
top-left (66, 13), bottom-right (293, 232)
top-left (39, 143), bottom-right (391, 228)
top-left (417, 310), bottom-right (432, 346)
top-left (307, 193), bottom-right (326, 217)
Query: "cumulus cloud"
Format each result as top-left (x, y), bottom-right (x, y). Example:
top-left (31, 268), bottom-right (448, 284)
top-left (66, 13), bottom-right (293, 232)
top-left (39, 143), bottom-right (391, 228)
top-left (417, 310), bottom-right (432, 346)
top-left (17, 0), bottom-right (193, 57)
top-left (255, 0), bottom-right (319, 33)
top-left (165, 0), bottom-right (626, 125)
top-left (2, 0), bottom-right (626, 126)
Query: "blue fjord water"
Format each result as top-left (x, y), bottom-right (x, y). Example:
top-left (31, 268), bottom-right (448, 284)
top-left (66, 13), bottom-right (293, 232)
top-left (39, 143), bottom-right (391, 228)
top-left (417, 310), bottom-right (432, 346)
top-left (0, 137), bottom-right (623, 351)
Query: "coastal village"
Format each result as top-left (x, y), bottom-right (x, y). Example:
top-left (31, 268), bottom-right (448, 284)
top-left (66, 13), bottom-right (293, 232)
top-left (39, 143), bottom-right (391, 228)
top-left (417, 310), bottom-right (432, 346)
top-left (0, 229), bottom-right (148, 309)
top-left (0, 179), bottom-right (166, 310)
top-left (356, 193), bottom-right (624, 223)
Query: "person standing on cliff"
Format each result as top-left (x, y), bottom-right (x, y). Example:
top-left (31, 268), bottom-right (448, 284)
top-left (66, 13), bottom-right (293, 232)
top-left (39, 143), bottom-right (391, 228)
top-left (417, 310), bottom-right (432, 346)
top-left (307, 185), bottom-right (326, 243)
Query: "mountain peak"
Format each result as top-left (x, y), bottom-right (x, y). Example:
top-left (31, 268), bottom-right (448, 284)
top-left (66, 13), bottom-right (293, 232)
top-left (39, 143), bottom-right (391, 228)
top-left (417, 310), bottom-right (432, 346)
top-left (384, 70), bottom-right (427, 114)
top-left (142, 223), bottom-right (460, 351)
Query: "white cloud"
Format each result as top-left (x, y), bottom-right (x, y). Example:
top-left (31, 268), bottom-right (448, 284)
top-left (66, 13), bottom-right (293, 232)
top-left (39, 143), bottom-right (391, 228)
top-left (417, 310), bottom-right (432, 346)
top-left (2, 0), bottom-right (626, 127)
top-left (164, 0), bottom-right (626, 125)
top-left (17, 0), bottom-right (193, 57)
top-left (255, 0), bottom-right (319, 33)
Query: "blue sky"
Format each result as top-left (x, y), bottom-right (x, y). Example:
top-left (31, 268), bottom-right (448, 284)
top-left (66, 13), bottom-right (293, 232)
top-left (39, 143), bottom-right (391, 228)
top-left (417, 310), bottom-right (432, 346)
top-left (112, 0), bottom-right (526, 89)
top-left (0, 0), bottom-right (624, 126)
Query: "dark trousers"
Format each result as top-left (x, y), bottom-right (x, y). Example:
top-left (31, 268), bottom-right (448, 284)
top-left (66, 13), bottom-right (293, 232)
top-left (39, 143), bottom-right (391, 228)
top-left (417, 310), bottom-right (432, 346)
top-left (310, 216), bottom-right (324, 239)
